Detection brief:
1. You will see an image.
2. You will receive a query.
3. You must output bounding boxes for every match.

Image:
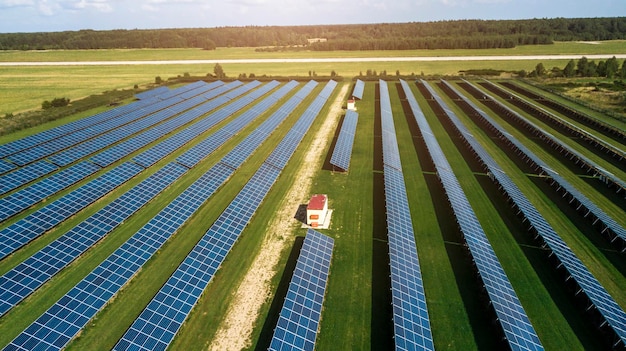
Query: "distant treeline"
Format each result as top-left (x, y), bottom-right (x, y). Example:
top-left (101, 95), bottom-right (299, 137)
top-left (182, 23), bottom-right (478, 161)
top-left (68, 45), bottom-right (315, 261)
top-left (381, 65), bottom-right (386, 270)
top-left (1, 17), bottom-right (626, 51)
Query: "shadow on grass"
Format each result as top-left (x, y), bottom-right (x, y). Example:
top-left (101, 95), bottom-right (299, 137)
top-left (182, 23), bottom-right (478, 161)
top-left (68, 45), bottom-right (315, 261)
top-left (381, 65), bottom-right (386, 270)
top-left (449, 81), bottom-right (613, 350)
top-left (370, 82), bottom-right (394, 350)
top-left (254, 236), bottom-right (305, 351)
top-left (409, 82), bottom-right (501, 350)
top-left (321, 112), bottom-right (345, 172)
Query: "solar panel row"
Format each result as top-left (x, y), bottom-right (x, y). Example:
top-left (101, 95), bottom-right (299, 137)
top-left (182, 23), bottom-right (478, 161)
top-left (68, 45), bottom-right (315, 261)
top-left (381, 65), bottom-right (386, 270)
top-left (269, 228), bottom-right (334, 351)
top-left (352, 79), bottom-right (365, 100)
top-left (483, 81), bottom-right (626, 195)
top-left (0, 161), bottom-right (101, 222)
top-left (3, 81), bottom-right (332, 351)
top-left (47, 99), bottom-right (201, 167)
top-left (379, 80), bottom-right (434, 351)
top-left (5, 82), bottom-right (222, 167)
top-left (265, 81), bottom-right (336, 170)
top-left (0, 159), bottom-right (16, 176)
top-left (0, 162), bottom-right (143, 261)
top-left (134, 85), bottom-right (170, 100)
top-left (175, 80), bottom-right (283, 168)
top-left (329, 110), bottom-right (358, 171)
top-left (0, 160), bottom-right (59, 195)
top-left (483, 80), bottom-right (625, 164)
top-left (409, 80), bottom-right (544, 351)
top-left (221, 81), bottom-right (318, 169)
top-left (460, 80), bottom-right (626, 246)
top-left (132, 81), bottom-right (249, 167)
top-left (0, 81), bottom-right (244, 225)
top-left (0, 83), bottom-right (199, 160)
top-left (2, 160), bottom-right (235, 351)
top-left (443, 79), bottom-right (626, 348)
top-left (0, 162), bottom-right (188, 317)
top-left (112, 80), bottom-right (336, 351)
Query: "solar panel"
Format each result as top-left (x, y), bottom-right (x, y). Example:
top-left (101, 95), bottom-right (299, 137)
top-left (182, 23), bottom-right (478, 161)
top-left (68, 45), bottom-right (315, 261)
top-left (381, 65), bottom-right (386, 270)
top-left (6, 83), bottom-right (219, 167)
top-left (265, 80), bottom-right (337, 170)
top-left (329, 110), bottom-right (358, 171)
top-left (0, 161), bottom-right (101, 222)
top-left (134, 85), bottom-right (170, 100)
top-left (444, 79), bottom-right (626, 348)
top-left (0, 162), bottom-right (187, 317)
top-left (379, 80), bottom-right (434, 351)
top-left (0, 159), bottom-right (16, 175)
top-left (483, 80), bottom-right (625, 167)
top-left (460, 80), bottom-right (626, 246)
top-left (3, 81), bottom-right (333, 351)
top-left (0, 88), bottom-right (179, 160)
top-left (112, 81), bottom-right (337, 351)
top-left (406, 79), bottom-right (544, 350)
top-left (2, 160), bottom-right (234, 351)
top-left (132, 81), bottom-right (247, 167)
top-left (174, 80), bottom-right (281, 168)
top-left (0, 160), bottom-right (58, 195)
top-left (221, 81), bottom-right (318, 169)
top-left (0, 162), bottom-right (143, 260)
top-left (352, 79), bottom-right (365, 100)
top-left (269, 228), bottom-right (334, 351)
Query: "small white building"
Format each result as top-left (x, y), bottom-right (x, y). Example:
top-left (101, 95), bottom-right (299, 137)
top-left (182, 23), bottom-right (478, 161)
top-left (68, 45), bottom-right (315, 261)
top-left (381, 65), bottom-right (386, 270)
top-left (306, 194), bottom-right (328, 228)
top-left (347, 99), bottom-right (356, 111)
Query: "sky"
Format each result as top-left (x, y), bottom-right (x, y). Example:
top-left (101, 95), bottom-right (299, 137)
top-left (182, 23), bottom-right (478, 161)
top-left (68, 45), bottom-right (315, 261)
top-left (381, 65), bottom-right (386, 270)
top-left (0, 0), bottom-right (624, 33)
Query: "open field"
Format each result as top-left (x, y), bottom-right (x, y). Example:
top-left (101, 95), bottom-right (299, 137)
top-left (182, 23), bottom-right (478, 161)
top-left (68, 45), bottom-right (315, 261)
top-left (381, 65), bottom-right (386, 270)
top-left (0, 74), bottom-right (624, 351)
top-left (1, 40), bottom-right (626, 115)
top-left (0, 41), bottom-right (626, 350)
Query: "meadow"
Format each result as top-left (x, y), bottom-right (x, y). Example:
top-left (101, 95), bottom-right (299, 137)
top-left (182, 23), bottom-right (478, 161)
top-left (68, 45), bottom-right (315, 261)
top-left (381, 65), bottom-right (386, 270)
top-left (1, 40), bottom-right (626, 116)
top-left (0, 42), bottom-right (624, 350)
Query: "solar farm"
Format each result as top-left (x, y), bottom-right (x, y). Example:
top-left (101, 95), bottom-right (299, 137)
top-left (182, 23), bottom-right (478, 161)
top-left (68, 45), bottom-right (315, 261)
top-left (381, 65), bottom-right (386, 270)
top-left (0, 77), bottom-right (624, 351)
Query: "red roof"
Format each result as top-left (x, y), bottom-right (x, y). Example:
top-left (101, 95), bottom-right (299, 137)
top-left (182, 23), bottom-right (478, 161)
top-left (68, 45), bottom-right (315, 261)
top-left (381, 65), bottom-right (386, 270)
top-left (307, 194), bottom-right (327, 210)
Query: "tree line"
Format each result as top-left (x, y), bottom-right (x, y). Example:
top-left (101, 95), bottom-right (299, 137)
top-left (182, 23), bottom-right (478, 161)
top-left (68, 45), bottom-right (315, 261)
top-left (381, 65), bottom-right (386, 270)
top-left (532, 56), bottom-right (626, 78)
top-left (1, 17), bottom-right (625, 51)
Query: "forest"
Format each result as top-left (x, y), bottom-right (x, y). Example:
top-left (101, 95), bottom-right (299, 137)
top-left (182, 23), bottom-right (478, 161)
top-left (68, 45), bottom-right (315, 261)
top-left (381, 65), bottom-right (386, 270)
top-left (0, 17), bottom-right (625, 51)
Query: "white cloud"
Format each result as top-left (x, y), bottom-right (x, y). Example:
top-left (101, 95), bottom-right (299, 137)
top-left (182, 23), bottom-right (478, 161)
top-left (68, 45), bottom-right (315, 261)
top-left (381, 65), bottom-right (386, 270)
top-left (0, 0), bottom-right (34, 7)
top-left (38, 0), bottom-right (61, 15)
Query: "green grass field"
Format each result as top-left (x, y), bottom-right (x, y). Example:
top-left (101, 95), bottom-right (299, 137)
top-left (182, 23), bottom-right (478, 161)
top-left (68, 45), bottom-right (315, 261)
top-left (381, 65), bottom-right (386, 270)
top-left (0, 45), bottom-right (625, 350)
top-left (2, 40), bottom-right (625, 115)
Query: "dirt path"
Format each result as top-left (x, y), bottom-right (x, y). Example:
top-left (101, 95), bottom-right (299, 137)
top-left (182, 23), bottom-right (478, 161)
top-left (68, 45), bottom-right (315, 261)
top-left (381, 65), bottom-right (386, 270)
top-left (207, 82), bottom-right (349, 351)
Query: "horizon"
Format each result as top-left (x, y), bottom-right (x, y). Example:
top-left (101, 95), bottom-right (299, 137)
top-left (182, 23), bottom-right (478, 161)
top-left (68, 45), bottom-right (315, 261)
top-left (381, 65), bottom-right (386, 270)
top-left (0, 0), bottom-right (625, 34)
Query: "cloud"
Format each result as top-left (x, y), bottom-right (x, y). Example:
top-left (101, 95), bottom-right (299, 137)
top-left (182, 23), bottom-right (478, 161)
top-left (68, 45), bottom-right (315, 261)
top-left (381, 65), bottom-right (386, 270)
top-left (38, 0), bottom-right (61, 15)
top-left (0, 0), bottom-right (34, 7)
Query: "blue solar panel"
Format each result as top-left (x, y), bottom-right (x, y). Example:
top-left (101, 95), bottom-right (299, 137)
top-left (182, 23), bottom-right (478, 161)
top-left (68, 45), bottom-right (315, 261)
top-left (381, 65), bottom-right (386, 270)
top-left (6, 83), bottom-right (218, 167)
top-left (2, 161), bottom-right (233, 351)
top-left (175, 80), bottom-right (283, 168)
top-left (379, 80), bottom-right (434, 351)
top-left (0, 162), bottom-right (143, 260)
top-left (135, 86), bottom-right (170, 100)
top-left (0, 161), bottom-right (101, 222)
top-left (352, 79), bottom-right (365, 100)
top-left (445, 79), bottom-right (626, 348)
top-left (461, 80), bottom-right (626, 247)
top-left (269, 229), bottom-right (334, 351)
top-left (130, 82), bottom-right (244, 167)
top-left (484, 80), bottom-right (625, 171)
top-left (0, 162), bottom-right (187, 317)
top-left (221, 81), bottom-right (318, 169)
top-left (112, 81), bottom-right (336, 351)
top-left (0, 159), bottom-right (16, 175)
top-left (265, 80), bottom-right (337, 170)
top-left (0, 160), bottom-right (58, 195)
top-left (3, 81), bottom-right (326, 351)
top-left (329, 110), bottom-right (358, 171)
top-left (406, 79), bottom-right (544, 351)
top-left (0, 92), bottom-right (171, 160)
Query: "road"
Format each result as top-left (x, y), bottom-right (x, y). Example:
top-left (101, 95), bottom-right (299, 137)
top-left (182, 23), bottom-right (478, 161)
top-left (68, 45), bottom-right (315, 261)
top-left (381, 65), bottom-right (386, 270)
top-left (1, 54), bottom-right (626, 66)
